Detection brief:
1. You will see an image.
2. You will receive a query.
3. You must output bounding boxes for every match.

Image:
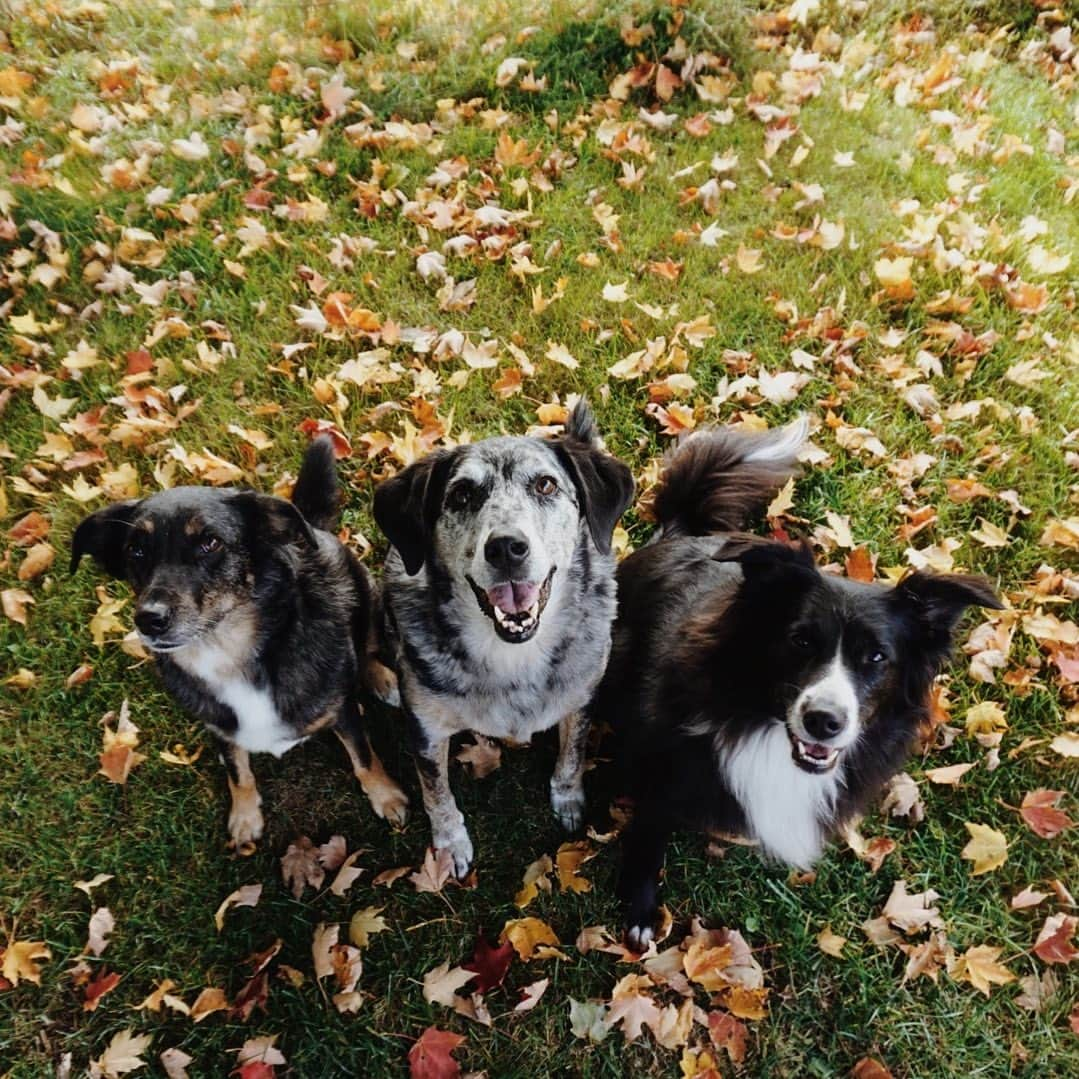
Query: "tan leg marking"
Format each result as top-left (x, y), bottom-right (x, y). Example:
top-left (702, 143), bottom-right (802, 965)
top-left (336, 729), bottom-right (410, 827)
top-left (226, 748), bottom-right (264, 855)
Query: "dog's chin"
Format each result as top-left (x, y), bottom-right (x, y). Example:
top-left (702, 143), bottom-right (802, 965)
top-left (466, 567), bottom-right (555, 645)
top-left (788, 730), bottom-right (844, 775)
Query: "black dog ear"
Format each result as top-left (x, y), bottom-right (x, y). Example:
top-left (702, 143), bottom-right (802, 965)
top-left (372, 450), bottom-right (457, 576)
top-left (550, 401), bottom-right (635, 554)
top-left (714, 537), bottom-right (819, 589)
top-left (892, 571), bottom-right (1003, 648)
top-left (70, 500), bottom-right (141, 576)
top-left (231, 492), bottom-right (318, 549)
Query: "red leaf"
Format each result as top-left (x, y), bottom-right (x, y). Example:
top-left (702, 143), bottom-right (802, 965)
top-left (296, 418), bottom-right (352, 459)
top-left (851, 1060), bottom-right (894, 1079)
top-left (83, 969), bottom-right (121, 1011)
top-left (8, 511), bottom-right (50, 547)
top-left (708, 1010), bottom-right (747, 1064)
top-left (124, 349), bottom-right (153, 375)
top-left (845, 547), bottom-right (877, 583)
top-left (408, 1026), bottom-right (465, 1079)
top-left (1034, 914), bottom-right (1078, 966)
top-left (234, 1064), bottom-right (275, 1079)
top-left (1020, 790), bottom-right (1073, 839)
top-left (461, 934), bottom-right (515, 993)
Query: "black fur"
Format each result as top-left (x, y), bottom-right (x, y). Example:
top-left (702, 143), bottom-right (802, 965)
top-left (70, 436), bottom-right (407, 846)
top-left (593, 423), bottom-right (1002, 946)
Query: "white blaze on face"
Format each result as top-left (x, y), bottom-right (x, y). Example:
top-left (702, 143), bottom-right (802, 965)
top-left (789, 646), bottom-right (861, 749)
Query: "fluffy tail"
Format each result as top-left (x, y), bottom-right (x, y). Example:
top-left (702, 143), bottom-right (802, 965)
top-left (291, 436), bottom-right (340, 531)
top-left (651, 416), bottom-right (808, 538)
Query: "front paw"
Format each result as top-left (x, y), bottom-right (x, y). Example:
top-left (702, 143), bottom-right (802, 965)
top-left (550, 780), bottom-right (586, 832)
top-left (368, 660), bottom-right (401, 708)
top-left (228, 791), bottom-right (265, 854)
top-left (433, 825), bottom-right (474, 880)
top-left (620, 879), bottom-right (660, 954)
top-left (368, 781), bottom-right (410, 828)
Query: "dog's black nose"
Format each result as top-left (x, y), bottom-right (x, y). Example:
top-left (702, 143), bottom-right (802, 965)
top-left (484, 531), bottom-right (530, 574)
top-left (134, 605), bottom-right (172, 638)
top-left (803, 709), bottom-right (845, 740)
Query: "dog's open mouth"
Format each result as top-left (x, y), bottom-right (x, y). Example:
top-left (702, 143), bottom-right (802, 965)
top-left (467, 568), bottom-right (555, 644)
top-left (789, 734), bottom-right (841, 774)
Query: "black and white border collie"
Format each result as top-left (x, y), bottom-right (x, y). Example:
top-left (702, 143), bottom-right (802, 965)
top-left (593, 420), bottom-right (1002, 948)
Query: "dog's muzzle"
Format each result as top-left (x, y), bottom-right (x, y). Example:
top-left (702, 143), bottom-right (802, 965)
top-left (466, 567), bottom-right (556, 644)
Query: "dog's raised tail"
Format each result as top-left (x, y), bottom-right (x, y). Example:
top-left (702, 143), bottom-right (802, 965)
top-left (651, 415), bottom-right (808, 538)
top-left (291, 435), bottom-right (340, 531)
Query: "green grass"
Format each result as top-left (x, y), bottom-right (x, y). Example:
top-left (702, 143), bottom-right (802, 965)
top-left (1, 0), bottom-right (1077, 1075)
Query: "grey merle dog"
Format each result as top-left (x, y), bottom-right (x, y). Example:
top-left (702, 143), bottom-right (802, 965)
top-left (373, 400), bottom-right (634, 876)
top-left (71, 437), bottom-right (409, 851)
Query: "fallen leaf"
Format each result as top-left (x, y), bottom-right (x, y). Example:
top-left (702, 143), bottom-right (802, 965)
top-left (555, 841), bottom-right (595, 894)
top-left (948, 944), bottom-right (1015, 995)
top-left (817, 927), bottom-right (847, 957)
top-left (348, 906), bottom-right (388, 949)
top-left (189, 986), bottom-right (229, 1022)
top-left (500, 917), bottom-right (559, 960)
top-left (1019, 790), bottom-right (1073, 839)
top-left (280, 836), bottom-right (324, 898)
top-left (214, 883), bottom-right (262, 931)
top-left (462, 934), bottom-right (515, 992)
top-left (513, 976), bottom-right (549, 1013)
top-left (924, 762), bottom-right (974, 785)
top-left (83, 969), bottom-right (121, 1011)
top-left (422, 961), bottom-right (477, 1007)
top-left (411, 847), bottom-right (454, 894)
top-left (92, 1029), bottom-right (153, 1078)
top-left (514, 854), bottom-right (554, 908)
top-left (408, 1026), bottom-right (465, 1079)
top-left (1033, 914), bottom-right (1078, 965)
top-left (961, 822), bottom-right (1008, 875)
top-left (86, 907), bottom-right (114, 956)
top-left (1, 938), bottom-right (51, 986)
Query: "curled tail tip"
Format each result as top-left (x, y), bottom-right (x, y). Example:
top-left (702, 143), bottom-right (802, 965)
top-left (292, 435), bottom-right (340, 529)
top-left (742, 413), bottom-right (810, 466)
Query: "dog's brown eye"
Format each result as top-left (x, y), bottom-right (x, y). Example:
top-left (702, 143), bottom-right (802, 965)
top-left (448, 484), bottom-right (473, 511)
top-left (791, 632), bottom-right (810, 650)
top-left (535, 475), bottom-right (558, 496)
top-left (869, 650), bottom-right (886, 664)
top-left (198, 536), bottom-right (222, 557)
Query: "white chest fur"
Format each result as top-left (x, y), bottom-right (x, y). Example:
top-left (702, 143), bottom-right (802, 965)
top-left (721, 723), bottom-right (840, 869)
top-left (174, 638), bottom-right (302, 758)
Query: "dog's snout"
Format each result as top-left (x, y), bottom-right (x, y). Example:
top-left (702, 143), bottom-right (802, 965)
top-left (802, 709), bottom-right (845, 741)
top-left (135, 603), bottom-right (172, 638)
top-left (484, 530), bottom-right (530, 575)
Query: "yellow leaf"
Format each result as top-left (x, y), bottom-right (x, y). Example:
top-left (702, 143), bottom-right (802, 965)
top-left (817, 927), bottom-right (847, 957)
top-left (1, 938), bottom-right (52, 986)
top-left (735, 244), bottom-right (763, 274)
top-left (961, 822), bottom-right (1008, 875)
top-left (555, 841), bottom-right (595, 894)
top-left (500, 916), bottom-right (559, 960)
top-left (948, 944), bottom-right (1015, 996)
top-left (874, 256), bottom-right (914, 298)
top-left (348, 906), bottom-right (388, 949)
top-left (964, 701), bottom-right (1007, 736)
top-left (766, 476), bottom-right (796, 519)
top-left (514, 854), bottom-right (553, 908)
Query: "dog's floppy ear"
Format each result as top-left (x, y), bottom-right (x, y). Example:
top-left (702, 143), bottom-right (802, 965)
top-left (70, 500), bottom-right (141, 576)
top-left (714, 536), bottom-right (819, 589)
top-left (231, 492), bottom-right (318, 549)
top-left (892, 571), bottom-right (1002, 650)
top-left (373, 450), bottom-right (456, 576)
top-left (550, 400), bottom-right (635, 554)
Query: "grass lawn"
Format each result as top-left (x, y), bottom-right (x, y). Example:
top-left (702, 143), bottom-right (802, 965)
top-left (1, 0), bottom-right (1077, 1075)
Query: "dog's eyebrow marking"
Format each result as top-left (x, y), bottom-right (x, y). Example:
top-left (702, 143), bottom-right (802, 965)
top-left (134, 519), bottom-right (154, 533)
top-left (183, 515), bottom-right (205, 536)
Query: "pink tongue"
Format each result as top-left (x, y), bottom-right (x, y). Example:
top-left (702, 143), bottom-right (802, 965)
top-left (802, 742), bottom-right (831, 760)
top-left (487, 582), bottom-right (539, 614)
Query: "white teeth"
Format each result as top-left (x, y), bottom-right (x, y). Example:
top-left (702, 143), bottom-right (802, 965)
top-left (491, 598), bottom-right (541, 635)
top-left (795, 740), bottom-right (839, 767)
